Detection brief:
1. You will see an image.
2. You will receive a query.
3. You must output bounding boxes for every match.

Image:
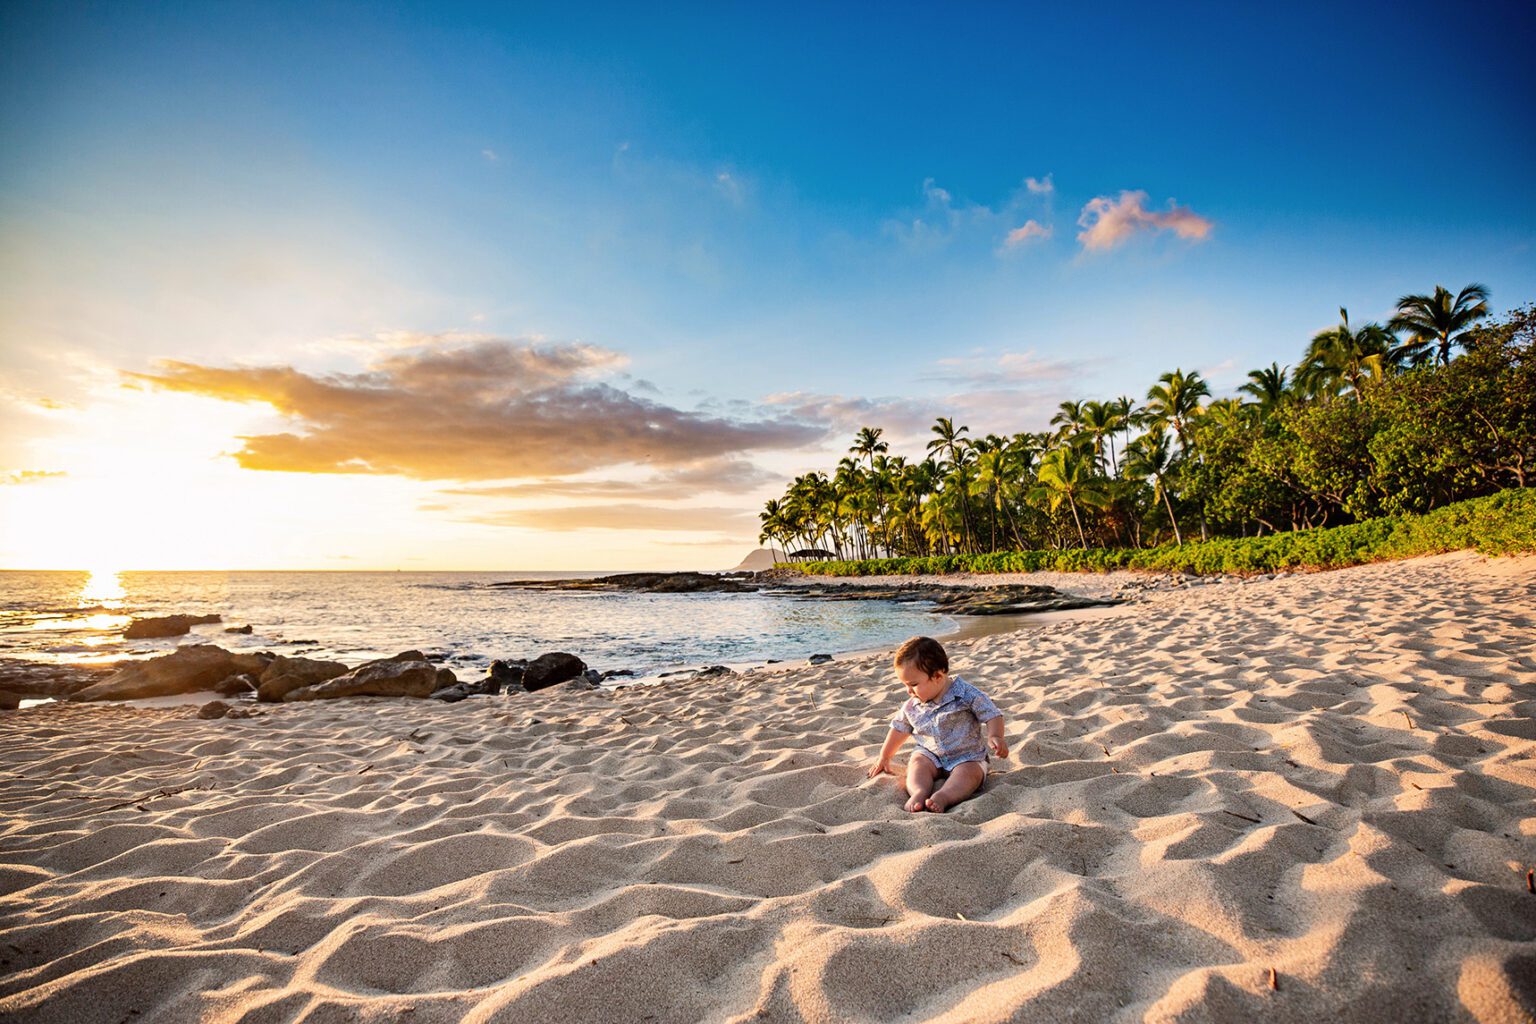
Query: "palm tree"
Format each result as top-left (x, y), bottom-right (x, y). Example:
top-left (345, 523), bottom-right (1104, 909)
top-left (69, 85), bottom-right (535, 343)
top-left (1389, 284), bottom-right (1491, 366)
top-left (1144, 369), bottom-right (1210, 452)
top-left (1049, 400), bottom-right (1086, 445)
top-left (1238, 363), bottom-right (1289, 415)
top-left (1296, 308), bottom-right (1397, 398)
top-left (1028, 446), bottom-right (1108, 548)
top-left (1124, 429), bottom-right (1182, 546)
top-left (1080, 400), bottom-right (1120, 474)
top-left (926, 417), bottom-right (976, 553)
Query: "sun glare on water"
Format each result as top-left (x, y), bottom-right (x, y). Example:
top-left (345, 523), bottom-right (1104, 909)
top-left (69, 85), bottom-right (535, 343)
top-left (80, 568), bottom-right (126, 607)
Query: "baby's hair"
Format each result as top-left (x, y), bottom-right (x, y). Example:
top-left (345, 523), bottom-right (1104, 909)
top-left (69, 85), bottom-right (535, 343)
top-left (894, 636), bottom-right (948, 676)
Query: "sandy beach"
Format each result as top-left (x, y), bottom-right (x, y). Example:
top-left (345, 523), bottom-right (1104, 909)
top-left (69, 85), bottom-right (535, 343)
top-left (2, 551), bottom-right (1533, 1023)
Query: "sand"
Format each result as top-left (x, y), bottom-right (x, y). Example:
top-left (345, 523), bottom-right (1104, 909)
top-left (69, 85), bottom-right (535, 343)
top-left (2, 550), bottom-right (1533, 1023)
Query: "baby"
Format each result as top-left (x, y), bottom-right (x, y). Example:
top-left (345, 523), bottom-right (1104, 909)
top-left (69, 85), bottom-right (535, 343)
top-left (867, 636), bottom-right (1007, 812)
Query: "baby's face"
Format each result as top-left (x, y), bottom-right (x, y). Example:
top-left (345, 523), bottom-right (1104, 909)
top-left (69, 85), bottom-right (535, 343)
top-left (897, 661), bottom-right (948, 703)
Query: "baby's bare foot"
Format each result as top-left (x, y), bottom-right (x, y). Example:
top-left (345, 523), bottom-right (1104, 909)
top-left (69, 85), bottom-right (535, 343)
top-left (904, 790), bottom-right (930, 812)
top-left (924, 793), bottom-right (954, 813)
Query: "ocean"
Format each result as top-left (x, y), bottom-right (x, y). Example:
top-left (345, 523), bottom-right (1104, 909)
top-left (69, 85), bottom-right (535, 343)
top-left (0, 569), bottom-right (960, 685)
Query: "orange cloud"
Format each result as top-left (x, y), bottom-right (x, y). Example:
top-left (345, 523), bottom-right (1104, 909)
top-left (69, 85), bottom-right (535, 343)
top-left (1003, 220), bottom-right (1052, 247)
top-left (1076, 190), bottom-right (1213, 251)
top-left (125, 340), bottom-right (821, 480)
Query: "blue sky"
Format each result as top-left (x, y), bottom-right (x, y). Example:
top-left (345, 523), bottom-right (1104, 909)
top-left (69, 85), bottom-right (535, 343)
top-left (2, 1), bottom-right (1533, 568)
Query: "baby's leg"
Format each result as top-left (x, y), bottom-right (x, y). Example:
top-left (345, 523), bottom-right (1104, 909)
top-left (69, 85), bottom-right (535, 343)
top-left (925, 761), bottom-right (986, 812)
top-left (904, 754), bottom-right (938, 812)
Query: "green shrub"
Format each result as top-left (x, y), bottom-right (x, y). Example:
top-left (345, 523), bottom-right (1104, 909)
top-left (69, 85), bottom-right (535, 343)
top-left (781, 488), bottom-right (1536, 577)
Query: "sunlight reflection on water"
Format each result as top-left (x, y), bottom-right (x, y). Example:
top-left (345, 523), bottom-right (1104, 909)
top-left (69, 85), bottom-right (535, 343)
top-left (80, 568), bottom-right (125, 607)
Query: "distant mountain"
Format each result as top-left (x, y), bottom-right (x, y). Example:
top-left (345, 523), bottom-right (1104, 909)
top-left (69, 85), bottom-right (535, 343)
top-left (728, 548), bottom-right (776, 572)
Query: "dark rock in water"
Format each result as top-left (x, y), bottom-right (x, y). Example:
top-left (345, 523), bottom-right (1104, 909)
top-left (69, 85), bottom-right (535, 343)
top-left (223, 625), bottom-right (254, 634)
top-left (523, 652), bottom-right (586, 692)
top-left (601, 669), bottom-right (636, 679)
top-left (807, 654), bottom-right (834, 666)
top-left (214, 673), bottom-right (258, 696)
top-left (494, 571), bottom-right (758, 595)
top-left (580, 668), bottom-right (604, 686)
top-left (71, 645), bottom-right (273, 702)
top-left (125, 614), bottom-right (222, 639)
top-left (0, 689), bottom-right (20, 710)
top-left (257, 656), bottom-right (348, 702)
top-left (693, 665), bottom-right (735, 679)
top-left (283, 652), bottom-right (446, 702)
top-left (0, 659), bottom-right (113, 698)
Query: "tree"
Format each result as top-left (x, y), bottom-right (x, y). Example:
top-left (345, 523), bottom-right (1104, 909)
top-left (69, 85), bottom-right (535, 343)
top-left (1124, 429), bottom-right (1183, 545)
top-left (1389, 284), bottom-right (1491, 366)
top-left (1239, 363), bottom-right (1289, 414)
top-left (1296, 308), bottom-right (1397, 399)
top-left (1028, 446), bottom-right (1109, 548)
top-left (926, 417), bottom-right (977, 553)
top-left (1145, 369), bottom-right (1210, 452)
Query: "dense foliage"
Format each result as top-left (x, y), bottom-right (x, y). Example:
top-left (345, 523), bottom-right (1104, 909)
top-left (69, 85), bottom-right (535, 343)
top-left (760, 290), bottom-right (1534, 569)
top-left (793, 488), bottom-right (1536, 576)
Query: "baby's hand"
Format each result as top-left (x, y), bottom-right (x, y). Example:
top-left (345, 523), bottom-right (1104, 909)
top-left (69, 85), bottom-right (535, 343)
top-left (867, 758), bottom-right (893, 778)
top-left (989, 736), bottom-right (1009, 758)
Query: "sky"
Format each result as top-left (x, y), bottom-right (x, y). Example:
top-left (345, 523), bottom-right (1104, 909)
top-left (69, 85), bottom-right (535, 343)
top-left (2, 0), bottom-right (1533, 570)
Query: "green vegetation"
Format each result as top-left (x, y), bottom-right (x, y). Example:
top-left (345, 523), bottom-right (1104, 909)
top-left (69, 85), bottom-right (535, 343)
top-left (790, 489), bottom-right (1536, 576)
top-left (760, 288), bottom-right (1535, 573)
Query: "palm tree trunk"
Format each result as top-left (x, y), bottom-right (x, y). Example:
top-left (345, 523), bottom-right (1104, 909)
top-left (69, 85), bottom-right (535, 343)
top-left (1068, 496), bottom-right (1086, 548)
top-left (1160, 483), bottom-right (1183, 546)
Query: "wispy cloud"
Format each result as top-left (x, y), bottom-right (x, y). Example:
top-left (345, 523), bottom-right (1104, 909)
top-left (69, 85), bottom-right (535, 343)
top-left (1002, 220), bottom-right (1052, 247)
top-left (930, 349), bottom-right (1082, 387)
top-left (441, 457), bottom-right (777, 500)
top-left (124, 339), bottom-right (821, 480)
top-left (1076, 190), bottom-right (1213, 251)
top-left (481, 148), bottom-right (499, 162)
top-left (463, 504), bottom-right (757, 533)
top-left (885, 175), bottom-right (1057, 255)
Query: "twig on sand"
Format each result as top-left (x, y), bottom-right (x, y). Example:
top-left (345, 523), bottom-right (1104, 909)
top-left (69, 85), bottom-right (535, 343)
top-left (1290, 809), bottom-right (1318, 826)
top-left (1001, 951), bottom-right (1026, 965)
top-left (356, 764), bottom-right (373, 775)
top-left (103, 784), bottom-right (210, 812)
top-left (1526, 868), bottom-right (1534, 894)
top-left (1268, 966), bottom-right (1279, 991)
top-left (1223, 809), bottom-right (1262, 825)
top-left (1400, 710), bottom-right (1415, 729)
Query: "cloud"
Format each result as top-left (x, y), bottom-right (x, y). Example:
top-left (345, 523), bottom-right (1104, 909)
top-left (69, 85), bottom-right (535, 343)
top-left (125, 339), bottom-right (822, 481)
top-left (760, 391), bottom-right (937, 439)
top-left (1, 469), bottom-right (67, 485)
top-left (1076, 190), bottom-right (1213, 251)
top-left (886, 176), bottom-right (1058, 256)
top-left (441, 457), bottom-right (778, 500)
top-left (930, 349), bottom-right (1082, 387)
top-left (463, 504), bottom-right (757, 533)
top-left (482, 149), bottom-right (499, 162)
top-left (1003, 220), bottom-right (1052, 247)
top-left (715, 171), bottom-right (745, 206)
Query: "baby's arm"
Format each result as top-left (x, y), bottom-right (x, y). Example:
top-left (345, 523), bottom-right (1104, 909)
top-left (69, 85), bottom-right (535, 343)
top-left (867, 728), bottom-right (909, 777)
top-left (985, 716), bottom-right (1008, 758)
